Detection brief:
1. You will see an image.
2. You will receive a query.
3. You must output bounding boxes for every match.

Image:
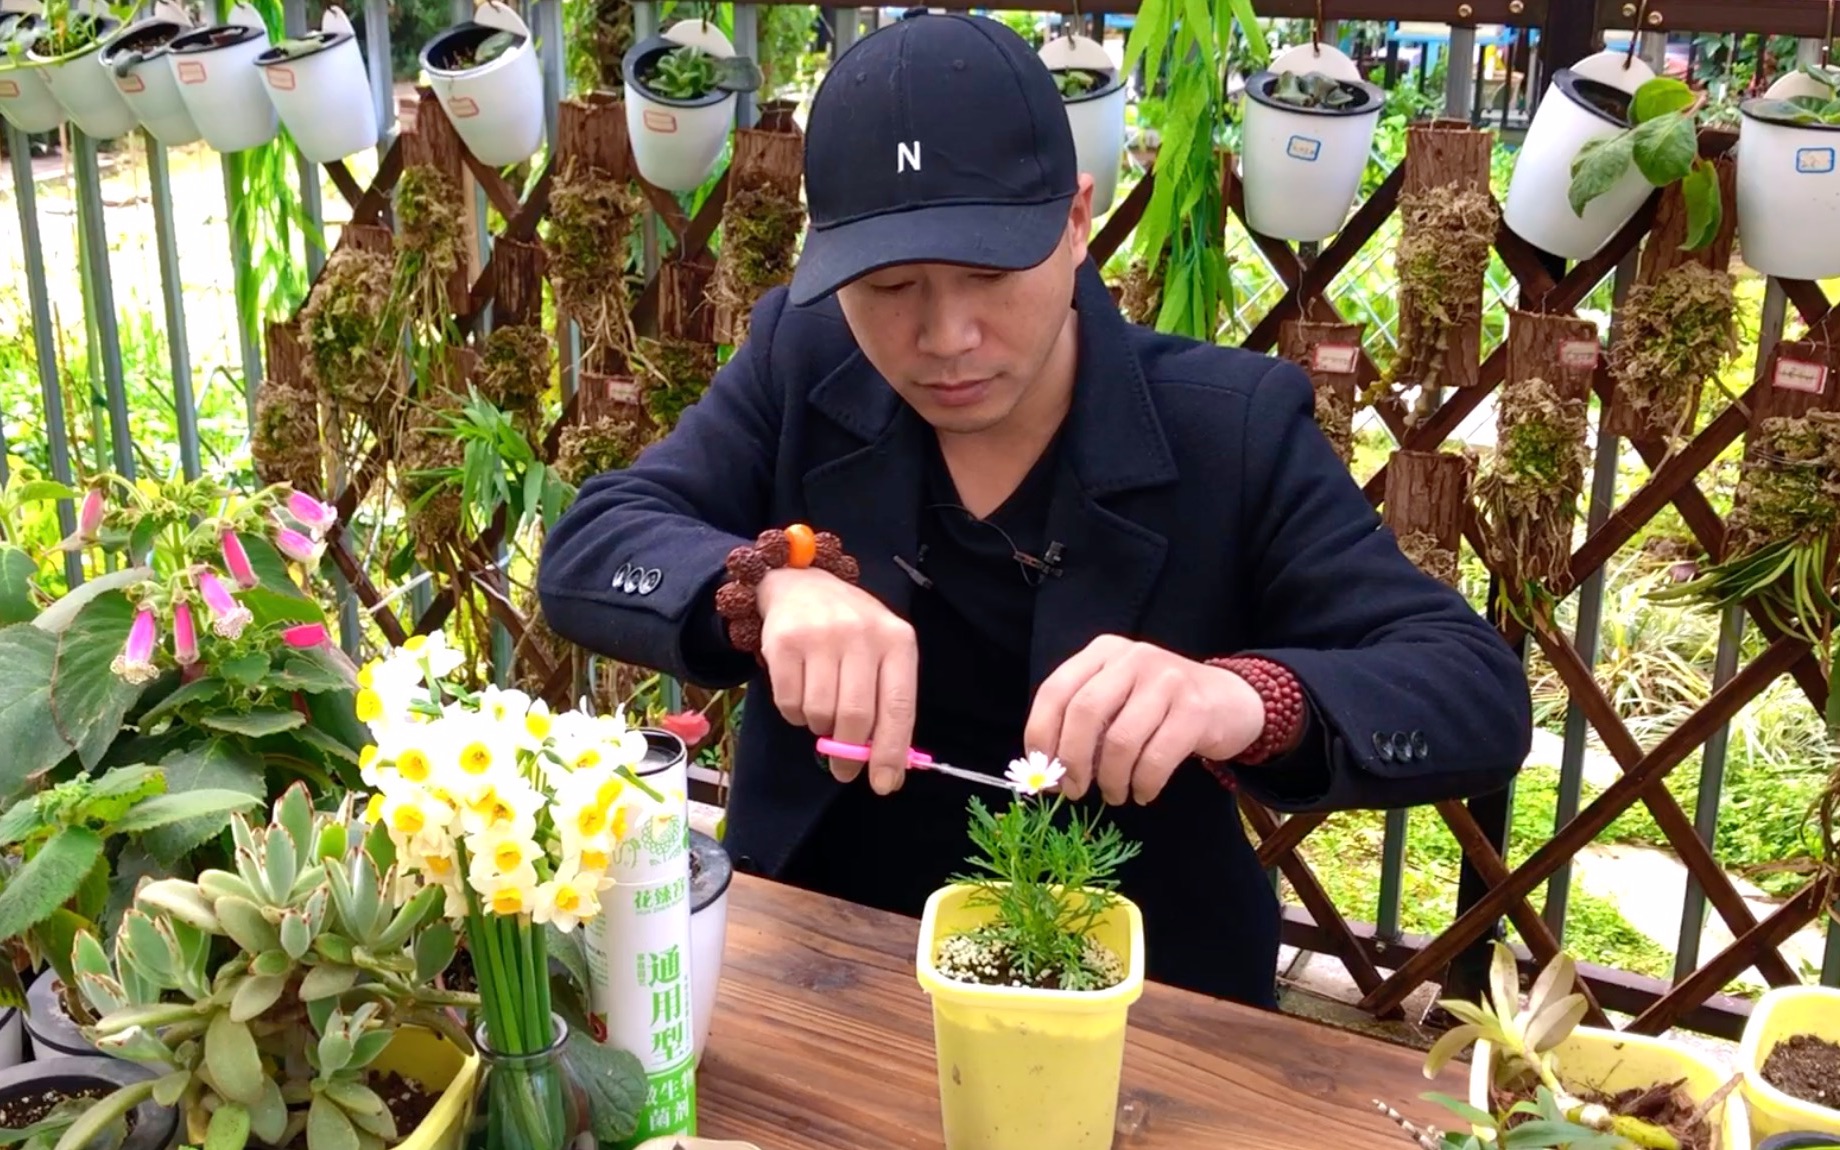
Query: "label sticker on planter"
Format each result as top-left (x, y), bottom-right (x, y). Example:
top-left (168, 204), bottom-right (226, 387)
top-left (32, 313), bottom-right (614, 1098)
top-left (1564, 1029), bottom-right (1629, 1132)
top-left (1560, 340), bottom-right (1600, 371)
top-left (1773, 357), bottom-right (1828, 394)
top-left (448, 95), bottom-right (478, 118)
top-left (1285, 135), bottom-right (1322, 162)
top-left (644, 108), bottom-right (679, 134)
top-left (117, 72), bottom-right (145, 93)
top-left (1796, 147), bottom-right (1836, 176)
top-left (606, 377), bottom-right (641, 405)
top-left (266, 65), bottom-right (295, 91)
top-left (0, 80), bottom-right (17, 98)
top-left (1311, 343), bottom-right (1359, 374)
top-left (176, 60), bottom-right (206, 84)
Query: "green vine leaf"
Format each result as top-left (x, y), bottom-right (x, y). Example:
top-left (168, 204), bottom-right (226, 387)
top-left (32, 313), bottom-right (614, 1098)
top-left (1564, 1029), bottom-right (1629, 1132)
top-left (1631, 76), bottom-right (1694, 123)
top-left (1567, 132), bottom-right (1633, 218)
top-left (1681, 158), bottom-right (1723, 251)
top-left (1630, 113), bottom-right (1697, 188)
top-left (0, 543), bottom-right (37, 625)
top-left (51, 589), bottom-right (152, 771)
top-left (0, 826), bottom-right (104, 942)
top-left (0, 623), bottom-right (68, 801)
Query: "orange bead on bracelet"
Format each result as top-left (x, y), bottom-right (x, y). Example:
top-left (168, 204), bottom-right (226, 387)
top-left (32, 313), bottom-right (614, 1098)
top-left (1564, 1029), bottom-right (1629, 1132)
top-left (784, 523), bottom-right (818, 569)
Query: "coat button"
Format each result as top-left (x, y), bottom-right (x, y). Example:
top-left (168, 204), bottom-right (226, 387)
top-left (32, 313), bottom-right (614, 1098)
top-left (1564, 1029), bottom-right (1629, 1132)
top-left (1410, 731), bottom-right (1428, 758)
top-left (1372, 731), bottom-right (1394, 761)
top-left (1391, 731), bottom-right (1415, 761)
top-left (638, 568), bottom-right (663, 595)
top-left (735, 854), bottom-right (759, 874)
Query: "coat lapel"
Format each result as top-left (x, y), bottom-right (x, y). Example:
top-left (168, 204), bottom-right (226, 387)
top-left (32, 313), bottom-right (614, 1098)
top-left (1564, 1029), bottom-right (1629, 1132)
top-left (1028, 260), bottom-right (1180, 686)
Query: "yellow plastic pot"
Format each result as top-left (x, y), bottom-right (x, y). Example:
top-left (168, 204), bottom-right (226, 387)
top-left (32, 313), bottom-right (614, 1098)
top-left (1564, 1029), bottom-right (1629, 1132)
top-left (1741, 985), bottom-right (1840, 1140)
top-left (1469, 1026), bottom-right (1750, 1150)
top-left (915, 884), bottom-right (1145, 1150)
top-left (359, 1026), bottom-right (482, 1150)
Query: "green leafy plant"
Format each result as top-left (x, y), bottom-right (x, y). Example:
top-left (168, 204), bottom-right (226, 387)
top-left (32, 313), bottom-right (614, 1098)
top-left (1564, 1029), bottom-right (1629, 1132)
top-left (1376, 1086), bottom-right (1635, 1149)
top-left (54, 785), bottom-right (473, 1150)
top-left (936, 754), bottom-right (1142, 992)
top-left (1568, 75), bottom-right (1722, 252)
top-left (639, 43), bottom-right (761, 101)
top-left (1052, 67), bottom-right (1102, 98)
top-left (454, 28), bottom-right (519, 69)
top-left (1268, 69), bottom-right (1362, 110)
top-left (23, 0), bottom-right (110, 59)
top-left (1743, 63), bottom-right (1840, 125)
top-left (0, 767), bottom-right (262, 1022)
top-left (404, 388), bottom-right (575, 541)
top-left (0, 11), bottom-right (40, 60)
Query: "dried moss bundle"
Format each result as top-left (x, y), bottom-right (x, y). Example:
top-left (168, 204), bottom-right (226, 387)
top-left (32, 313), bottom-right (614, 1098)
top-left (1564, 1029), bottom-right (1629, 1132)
top-left (1474, 374), bottom-right (1589, 606)
top-left (579, 0), bottom-right (633, 91)
top-left (1313, 379), bottom-right (1355, 466)
top-left (554, 415), bottom-right (652, 487)
top-left (1383, 184), bottom-right (1499, 420)
top-left (712, 185), bottom-right (805, 346)
top-left (398, 403), bottom-right (465, 563)
top-left (637, 336), bottom-right (717, 432)
top-left (1397, 529), bottom-right (1460, 587)
top-left (1118, 255), bottom-right (1166, 327)
top-left (252, 378), bottom-right (324, 493)
top-left (390, 164), bottom-right (466, 396)
top-left (478, 324), bottom-right (552, 435)
top-left (547, 162), bottom-right (644, 368)
top-left (1608, 263), bottom-right (1739, 444)
top-left (299, 247), bottom-right (397, 408)
top-left (1727, 411), bottom-right (1840, 557)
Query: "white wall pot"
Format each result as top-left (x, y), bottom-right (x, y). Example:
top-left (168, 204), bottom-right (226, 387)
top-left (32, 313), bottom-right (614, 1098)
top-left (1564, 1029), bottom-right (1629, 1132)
top-left (419, 1), bottom-right (543, 168)
top-left (1238, 43), bottom-right (1386, 242)
top-left (1039, 34), bottom-right (1126, 215)
top-left (1736, 71), bottom-right (1840, 281)
top-left (23, 975), bottom-right (97, 1060)
top-left (28, 13), bottom-right (139, 140)
top-left (97, 15), bottom-right (199, 146)
top-left (0, 11), bottom-right (65, 133)
top-left (1503, 50), bottom-right (1653, 260)
top-left (689, 829), bottom-right (732, 1068)
top-left (623, 21), bottom-right (744, 193)
top-left (257, 8), bottom-right (375, 164)
top-left (165, 9), bottom-right (277, 154)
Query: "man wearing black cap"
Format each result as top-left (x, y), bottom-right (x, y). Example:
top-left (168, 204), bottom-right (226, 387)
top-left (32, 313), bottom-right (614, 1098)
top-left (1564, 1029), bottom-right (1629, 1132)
top-left (539, 11), bottom-right (1530, 1007)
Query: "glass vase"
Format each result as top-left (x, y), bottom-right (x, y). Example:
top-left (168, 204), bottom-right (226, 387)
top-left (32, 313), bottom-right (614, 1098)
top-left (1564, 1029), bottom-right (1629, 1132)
top-left (466, 1013), bottom-right (593, 1150)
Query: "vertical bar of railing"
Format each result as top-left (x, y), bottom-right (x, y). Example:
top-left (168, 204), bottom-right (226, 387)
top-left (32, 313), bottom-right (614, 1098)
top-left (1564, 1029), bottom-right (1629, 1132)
top-left (147, 143), bottom-right (202, 482)
top-left (365, 0), bottom-right (394, 148)
top-left (285, 0), bottom-right (326, 282)
top-left (1444, 24), bottom-right (1477, 119)
top-left (73, 130), bottom-right (134, 482)
top-left (222, 153), bottom-right (265, 427)
top-left (733, 4), bottom-right (758, 128)
top-left (1673, 602), bottom-right (1747, 975)
top-left (830, 6), bottom-right (858, 58)
top-left (7, 123), bottom-right (82, 586)
top-left (636, 2), bottom-right (661, 276)
top-left (535, 0), bottom-right (564, 162)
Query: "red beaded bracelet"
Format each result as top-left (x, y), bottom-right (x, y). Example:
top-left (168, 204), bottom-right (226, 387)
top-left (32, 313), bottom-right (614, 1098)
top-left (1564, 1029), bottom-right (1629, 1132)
top-left (1208, 655), bottom-right (1307, 766)
top-left (713, 524), bottom-right (860, 659)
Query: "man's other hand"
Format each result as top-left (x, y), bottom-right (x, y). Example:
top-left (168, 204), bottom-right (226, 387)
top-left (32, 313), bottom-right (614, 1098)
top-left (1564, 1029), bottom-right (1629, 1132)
top-left (1024, 635), bottom-right (1265, 805)
top-left (755, 567), bottom-right (919, 795)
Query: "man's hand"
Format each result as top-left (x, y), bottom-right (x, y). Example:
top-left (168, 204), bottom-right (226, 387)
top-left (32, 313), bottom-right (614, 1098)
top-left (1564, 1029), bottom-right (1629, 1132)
top-left (756, 566), bottom-right (919, 794)
top-left (1023, 635), bottom-right (1265, 805)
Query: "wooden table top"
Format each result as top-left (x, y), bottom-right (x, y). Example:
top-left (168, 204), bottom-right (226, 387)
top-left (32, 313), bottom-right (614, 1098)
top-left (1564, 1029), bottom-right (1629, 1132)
top-left (692, 874), bottom-right (1463, 1148)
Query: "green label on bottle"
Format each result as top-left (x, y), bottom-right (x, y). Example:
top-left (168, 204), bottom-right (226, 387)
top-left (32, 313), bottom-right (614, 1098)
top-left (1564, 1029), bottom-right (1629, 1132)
top-left (615, 1056), bottom-right (697, 1146)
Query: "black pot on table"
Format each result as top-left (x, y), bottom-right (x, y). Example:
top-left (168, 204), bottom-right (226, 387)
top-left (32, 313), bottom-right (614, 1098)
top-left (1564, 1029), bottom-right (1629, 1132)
top-left (0, 1055), bottom-right (176, 1150)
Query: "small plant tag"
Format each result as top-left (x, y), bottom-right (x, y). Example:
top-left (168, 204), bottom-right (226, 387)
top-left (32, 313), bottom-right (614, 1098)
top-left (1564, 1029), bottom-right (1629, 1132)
top-left (1773, 357), bottom-right (1828, 394)
top-left (1311, 343), bottom-right (1360, 374)
top-left (1559, 339), bottom-right (1600, 372)
top-left (605, 377), bottom-right (642, 405)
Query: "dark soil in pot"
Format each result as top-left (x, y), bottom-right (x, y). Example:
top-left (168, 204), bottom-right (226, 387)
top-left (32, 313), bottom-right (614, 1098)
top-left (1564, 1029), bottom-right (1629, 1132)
top-left (0, 1055), bottom-right (175, 1150)
top-left (1762, 1034), bottom-right (1840, 1111)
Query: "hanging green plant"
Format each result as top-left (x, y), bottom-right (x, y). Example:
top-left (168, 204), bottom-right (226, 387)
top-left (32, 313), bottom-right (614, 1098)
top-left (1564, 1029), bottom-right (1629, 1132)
top-left (1374, 183), bottom-right (1499, 422)
top-left (387, 163), bottom-right (466, 395)
top-left (546, 162), bottom-right (644, 370)
top-left (1606, 262), bottom-right (1738, 446)
top-left (251, 377), bottom-right (324, 494)
top-left (478, 324), bottom-right (553, 439)
top-left (1473, 374), bottom-right (1590, 626)
top-left (636, 336), bottom-right (718, 431)
top-left (710, 184), bottom-right (805, 347)
top-left (298, 246), bottom-right (397, 410)
top-left (555, 415), bottom-right (652, 487)
top-left (399, 403), bottom-right (467, 564)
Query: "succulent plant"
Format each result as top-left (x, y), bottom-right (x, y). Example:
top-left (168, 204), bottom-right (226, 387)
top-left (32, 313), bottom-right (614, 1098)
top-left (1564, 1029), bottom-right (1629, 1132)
top-left (52, 784), bottom-right (474, 1150)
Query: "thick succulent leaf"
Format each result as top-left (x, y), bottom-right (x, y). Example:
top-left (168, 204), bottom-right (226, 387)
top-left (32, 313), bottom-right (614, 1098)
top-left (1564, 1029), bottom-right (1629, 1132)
top-left (263, 826), bottom-right (299, 905)
top-left (122, 908), bottom-right (176, 985)
top-left (199, 869), bottom-right (259, 904)
top-left (251, 949), bottom-right (293, 978)
top-left (299, 963), bottom-right (360, 1002)
top-left (374, 884), bottom-right (441, 951)
top-left (347, 1028), bottom-right (392, 1071)
top-left (307, 1092), bottom-right (362, 1150)
top-left (248, 1078), bottom-right (288, 1144)
top-left (205, 1010), bottom-right (266, 1104)
top-left (318, 1031), bottom-right (354, 1074)
top-left (135, 878), bottom-right (223, 935)
top-left (346, 1096), bottom-right (397, 1142)
top-left (152, 1070), bottom-right (191, 1107)
top-left (231, 972), bottom-right (289, 1021)
top-left (414, 922), bottom-right (456, 985)
top-left (214, 895), bottom-right (282, 955)
top-left (322, 1079), bottom-right (386, 1117)
top-left (280, 909), bottom-right (312, 960)
top-left (203, 1102), bottom-right (251, 1150)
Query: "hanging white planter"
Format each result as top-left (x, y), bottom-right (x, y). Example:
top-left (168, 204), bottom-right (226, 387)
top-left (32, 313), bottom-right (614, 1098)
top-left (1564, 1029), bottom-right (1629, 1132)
top-left (27, 5), bottom-right (137, 140)
top-left (165, 3), bottom-right (276, 154)
top-left (623, 20), bottom-right (760, 193)
top-left (257, 7), bottom-right (375, 164)
top-left (1237, 42), bottom-right (1386, 242)
top-left (1503, 49), bottom-right (1652, 260)
top-left (1736, 70), bottom-right (1840, 281)
top-left (97, 1), bottom-right (200, 147)
top-left (0, 9), bottom-right (64, 134)
top-left (419, 1), bottom-right (543, 168)
top-left (1039, 33), bottom-right (1126, 216)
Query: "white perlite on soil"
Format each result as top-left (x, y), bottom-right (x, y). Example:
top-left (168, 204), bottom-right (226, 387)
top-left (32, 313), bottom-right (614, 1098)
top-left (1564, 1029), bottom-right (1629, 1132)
top-left (934, 932), bottom-right (1126, 991)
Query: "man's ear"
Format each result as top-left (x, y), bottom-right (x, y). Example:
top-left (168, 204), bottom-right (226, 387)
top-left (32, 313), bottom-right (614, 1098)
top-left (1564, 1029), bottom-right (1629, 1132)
top-left (1068, 173), bottom-right (1096, 261)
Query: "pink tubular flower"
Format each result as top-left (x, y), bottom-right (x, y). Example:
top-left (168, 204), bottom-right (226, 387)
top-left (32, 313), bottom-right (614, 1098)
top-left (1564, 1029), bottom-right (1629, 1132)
top-left (111, 607), bottom-right (161, 684)
top-left (221, 529), bottom-right (259, 589)
top-left (286, 491), bottom-right (338, 536)
top-left (172, 601), bottom-right (199, 666)
top-left (658, 710), bottom-right (712, 750)
top-left (196, 569), bottom-right (253, 639)
top-left (78, 487), bottom-right (106, 539)
top-left (282, 623), bottom-right (330, 649)
top-left (273, 519), bottom-right (325, 565)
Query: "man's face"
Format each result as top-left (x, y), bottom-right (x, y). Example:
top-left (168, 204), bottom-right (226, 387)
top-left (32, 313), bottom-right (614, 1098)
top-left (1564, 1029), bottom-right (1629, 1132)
top-left (835, 181), bottom-right (1094, 436)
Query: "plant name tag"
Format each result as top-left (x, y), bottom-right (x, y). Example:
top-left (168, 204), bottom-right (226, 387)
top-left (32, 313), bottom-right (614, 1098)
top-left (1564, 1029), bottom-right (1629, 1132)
top-left (1311, 343), bottom-right (1360, 375)
top-left (606, 377), bottom-right (642, 405)
top-left (448, 95), bottom-right (478, 118)
top-left (644, 109), bottom-right (679, 134)
top-left (1559, 340), bottom-right (1600, 371)
top-left (266, 65), bottom-right (295, 91)
top-left (1773, 357), bottom-right (1828, 394)
top-left (0, 80), bottom-right (18, 97)
top-left (117, 72), bottom-right (145, 93)
top-left (176, 60), bottom-right (206, 84)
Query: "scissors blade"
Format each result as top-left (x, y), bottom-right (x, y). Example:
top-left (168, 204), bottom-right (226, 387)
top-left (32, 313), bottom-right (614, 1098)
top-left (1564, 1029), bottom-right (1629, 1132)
top-left (918, 759), bottom-right (1021, 791)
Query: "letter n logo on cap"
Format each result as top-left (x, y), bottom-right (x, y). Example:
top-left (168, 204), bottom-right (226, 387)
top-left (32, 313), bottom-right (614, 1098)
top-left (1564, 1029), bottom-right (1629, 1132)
top-left (897, 140), bottom-right (921, 173)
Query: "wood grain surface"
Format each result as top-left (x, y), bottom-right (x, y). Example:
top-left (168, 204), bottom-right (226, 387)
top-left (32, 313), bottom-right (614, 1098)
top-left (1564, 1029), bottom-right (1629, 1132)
top-left (691, 875), bottom-right (1463, 1148)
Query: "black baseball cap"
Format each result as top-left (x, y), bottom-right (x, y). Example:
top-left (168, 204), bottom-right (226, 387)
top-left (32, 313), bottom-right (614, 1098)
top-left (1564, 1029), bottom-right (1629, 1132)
top-left (786, 9), bottom-right (1079, 307)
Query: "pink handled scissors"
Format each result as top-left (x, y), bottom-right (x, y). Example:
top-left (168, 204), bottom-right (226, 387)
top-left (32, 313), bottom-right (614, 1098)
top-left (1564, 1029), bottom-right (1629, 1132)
top-left (815, 737), bottom-right (1022, 791)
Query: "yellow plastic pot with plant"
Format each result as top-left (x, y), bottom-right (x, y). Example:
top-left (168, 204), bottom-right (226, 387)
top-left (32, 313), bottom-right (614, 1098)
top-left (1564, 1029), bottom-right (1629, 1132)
top-left (1740, 985), bottom-right (1840, 1140)
top-left (914, 753), bottom-right (1146, 1150)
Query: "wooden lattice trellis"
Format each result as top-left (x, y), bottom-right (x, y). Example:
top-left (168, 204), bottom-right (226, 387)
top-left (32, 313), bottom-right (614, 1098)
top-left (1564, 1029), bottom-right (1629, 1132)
top-left (276, 85), bottom-right (1839, 1036)
top-left (1079, 123), bottom-right (1839, 1033)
